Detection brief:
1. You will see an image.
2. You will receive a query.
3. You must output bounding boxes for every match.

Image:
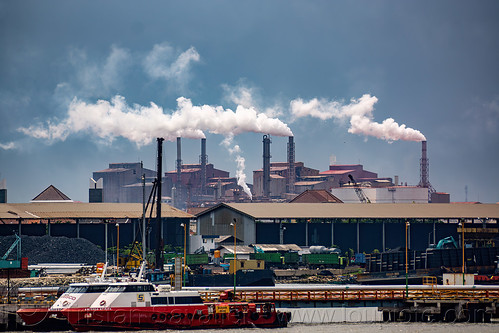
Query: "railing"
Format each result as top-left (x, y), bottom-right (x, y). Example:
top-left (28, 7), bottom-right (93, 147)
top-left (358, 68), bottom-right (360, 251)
top-left (3, 286), bottom-right (499, 305)
top-left (199, 288), bottom-right (499, 303)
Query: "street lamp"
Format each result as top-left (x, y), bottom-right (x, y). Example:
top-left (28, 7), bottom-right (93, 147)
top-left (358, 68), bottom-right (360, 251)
top-left (405, 221), bottom-right (410, 298)
top-left (460, 221), bottom-right (465, 285)
top-left (230, 218), bottom-right (237, 295)
top-left (116, 223), bottom-right (120, 276)
top-left (180, 223), bottom-right (187, 287)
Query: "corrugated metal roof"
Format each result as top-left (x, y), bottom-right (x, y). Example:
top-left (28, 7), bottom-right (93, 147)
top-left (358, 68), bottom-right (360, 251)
top-left (94, 168), bottom-right (129, 173)
top-left (320, 169), bottom-right (354, 175)
top-left (216, 203), bottom-right (499, 219)
top-left (251, 244), bottom-right (302, 252)
top-left (218, 245), bottom-right (254, 254)
top-left (0, 202), bottom-right (192, 219)
top-left (294, 181), bottom-right (324, 186)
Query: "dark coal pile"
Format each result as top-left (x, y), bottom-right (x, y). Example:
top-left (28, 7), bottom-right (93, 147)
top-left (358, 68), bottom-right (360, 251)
top-left (0, 235), bottom-right (105, 264)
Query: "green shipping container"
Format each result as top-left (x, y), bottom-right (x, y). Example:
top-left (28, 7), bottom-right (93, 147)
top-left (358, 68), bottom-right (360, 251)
top-left (186, 254), bottom-right (209, 265)
top-left (283, 252), bottom-right (300, 264)
top-left (250, 252), bottom-right (282, 263)
top-left (303, 253), bottom-right (339, 265)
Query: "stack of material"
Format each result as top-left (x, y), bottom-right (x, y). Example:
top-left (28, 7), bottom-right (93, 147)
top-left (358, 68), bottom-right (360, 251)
top-left (0, 235), bottom-right (105, 264)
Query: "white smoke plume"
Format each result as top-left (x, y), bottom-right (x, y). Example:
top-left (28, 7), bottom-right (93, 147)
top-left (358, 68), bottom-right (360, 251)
top-left (18, 95), bottom-right (293, 146)
top-left (0, 142), bottom-right (16, 150)
top-left (222, 82), bottom-right (284, 118)
top-left (143, 43), bottom-right (200, 91)
top-left (221, 136), bottom-right (252, 199)
top-left (290, 94), bottom-right (426, 142)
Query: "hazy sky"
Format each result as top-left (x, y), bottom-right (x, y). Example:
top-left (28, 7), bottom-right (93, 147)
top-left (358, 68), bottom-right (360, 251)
top-left (1, 1), bottom-right (498, 203)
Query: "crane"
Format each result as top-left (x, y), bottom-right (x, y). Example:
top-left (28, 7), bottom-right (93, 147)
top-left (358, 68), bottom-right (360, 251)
top-left (348, 174), bottom-right (371, 203)
top-left (2, 233), bottom-right (21, 261)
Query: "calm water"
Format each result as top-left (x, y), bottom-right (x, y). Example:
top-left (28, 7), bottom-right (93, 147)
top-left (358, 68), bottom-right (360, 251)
top-left (6, 322), bottom-right (498, 333)
top-left (135, 322), bottom-right (499, 333)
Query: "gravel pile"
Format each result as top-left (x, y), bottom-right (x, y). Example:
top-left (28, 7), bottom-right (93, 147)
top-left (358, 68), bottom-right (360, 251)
top-left (0, 235), bottom-right (105, 264)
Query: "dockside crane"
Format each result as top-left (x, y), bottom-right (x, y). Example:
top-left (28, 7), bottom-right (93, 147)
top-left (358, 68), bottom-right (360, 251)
top-left (1, 233), bottom-right (21, 269)
top-left (348, 174), bottom-right (371, 203)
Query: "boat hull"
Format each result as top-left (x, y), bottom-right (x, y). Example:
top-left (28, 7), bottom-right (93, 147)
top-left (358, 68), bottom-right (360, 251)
top-left (17, 308), bottom-right (72, 331)
top-left (63, 303), bottom-right (289, 331)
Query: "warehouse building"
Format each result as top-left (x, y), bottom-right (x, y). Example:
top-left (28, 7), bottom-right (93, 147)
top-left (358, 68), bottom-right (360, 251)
top-left (195, 202), bottom-right (499, 254)
top-left (0, 201), bottom-right (193, 260)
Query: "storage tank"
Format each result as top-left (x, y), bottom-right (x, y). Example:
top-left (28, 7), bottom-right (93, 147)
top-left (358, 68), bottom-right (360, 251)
top-left (309, 246), bottom-right (327, 254)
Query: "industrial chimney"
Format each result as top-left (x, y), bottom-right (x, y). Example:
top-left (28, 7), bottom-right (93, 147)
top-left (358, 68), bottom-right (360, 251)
top-left (287, 136), bottom-right (295, 194)
top-left (262, 135), bottom-right (271, 198)
top-left (200, 138), bottom-right (207, 195)
top-left (176, 137), bottom-right (182, 206)
top-left (418, 140), bottom-right (435, 201)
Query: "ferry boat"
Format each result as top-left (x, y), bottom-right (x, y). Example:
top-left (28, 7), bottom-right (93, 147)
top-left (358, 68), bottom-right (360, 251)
top-left (17, 281), bottom-right (110, 331)
top-left (62, 281), bottom-right (290, 331)
top-left (17, 263), bottom-right (113, 330)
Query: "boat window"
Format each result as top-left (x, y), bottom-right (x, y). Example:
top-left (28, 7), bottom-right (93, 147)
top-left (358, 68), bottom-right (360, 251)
top-left (107, 286), bottom-right (126, 293)
top-left (174, 296), bottom-right (204, 304)
top-left (86, 285), bottom-right (109, 293)
top-left (151, 297), bottom-right (168, 305)
top-left (123, 284), bottom-right (156, 292)
top-left (66, 286), bottom-right (88, 293)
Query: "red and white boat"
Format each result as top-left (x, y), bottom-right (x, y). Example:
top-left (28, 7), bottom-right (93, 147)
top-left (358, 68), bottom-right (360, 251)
top-left (17, 263), bottom-right (113, 330)
top-left (17, 281), bottom-right (111, 331)
top-left (62, 281), bottom-right (290, 331)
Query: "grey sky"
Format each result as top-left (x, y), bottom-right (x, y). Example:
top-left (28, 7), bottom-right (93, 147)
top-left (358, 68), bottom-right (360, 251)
top-left (1, 1), bottom-right (498, 203)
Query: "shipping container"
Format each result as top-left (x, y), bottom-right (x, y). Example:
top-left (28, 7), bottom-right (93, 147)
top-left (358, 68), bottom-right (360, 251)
top-left (186, 253), bottom-right (210, 265)
top-left (302, 253), bottom-right (339, 267)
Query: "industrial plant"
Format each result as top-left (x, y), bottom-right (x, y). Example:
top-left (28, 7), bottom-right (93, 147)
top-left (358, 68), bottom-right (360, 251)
top-left (86, 135), bottom-right (449, 209)
top-left (1, 135), bottom-right (499, 329)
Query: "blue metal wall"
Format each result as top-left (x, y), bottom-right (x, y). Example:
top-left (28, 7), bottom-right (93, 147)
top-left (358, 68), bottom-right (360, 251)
top-left (256, 221), bottom-right (462, 254)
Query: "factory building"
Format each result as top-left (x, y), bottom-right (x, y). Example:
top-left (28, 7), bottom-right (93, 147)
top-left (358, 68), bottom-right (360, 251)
top-left (0, 178), bottom-right (6, 203)
top-left (90, 139), bottom-right (244, 208)
top-left (165, 163), bottom-right (238, 207)
top-left (331, 186), bottom-right (429, 204)
top-left (253, 162), bottom-right (321, 198)
top-left (320, 164), bottom-right (390, 186)
top-left (194, 202), bottom-right (499, 254)
top-left (92, 163), bottom-right (160, 203)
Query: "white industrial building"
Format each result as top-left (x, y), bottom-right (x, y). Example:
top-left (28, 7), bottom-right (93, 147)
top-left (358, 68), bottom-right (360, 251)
top-left (330, 186), bottom-right (429, 204)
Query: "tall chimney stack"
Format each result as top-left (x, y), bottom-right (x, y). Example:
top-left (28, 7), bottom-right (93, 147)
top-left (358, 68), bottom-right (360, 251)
top-left (418, 140), bottom-right (435, 201)
top-left (262, 135), bottom-right (271, 198)
top-left (419, 141), bottom-right (429, 187)
top-left (200, 138), bottom-right (207, 195)
top-left (287, 136), bottom-right (295, 194)
top-left (176, 137), bottom-right (182, 206)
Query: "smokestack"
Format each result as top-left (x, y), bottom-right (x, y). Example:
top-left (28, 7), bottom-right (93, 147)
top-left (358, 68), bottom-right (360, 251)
top-left (155, 137), bottom-right (164, 269)
top-left (176, 137), bottom-right (182, 206)
top-left (287, 136), bottom-right (295, 194)
top-left (419, 141), bottom-right (429, 187)
top-left (200, 138), bottom-right (207, 195)
top-left (418, 140), bottom-right (435, 201)
top-left (263, 135), bottom-right (271, 198)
